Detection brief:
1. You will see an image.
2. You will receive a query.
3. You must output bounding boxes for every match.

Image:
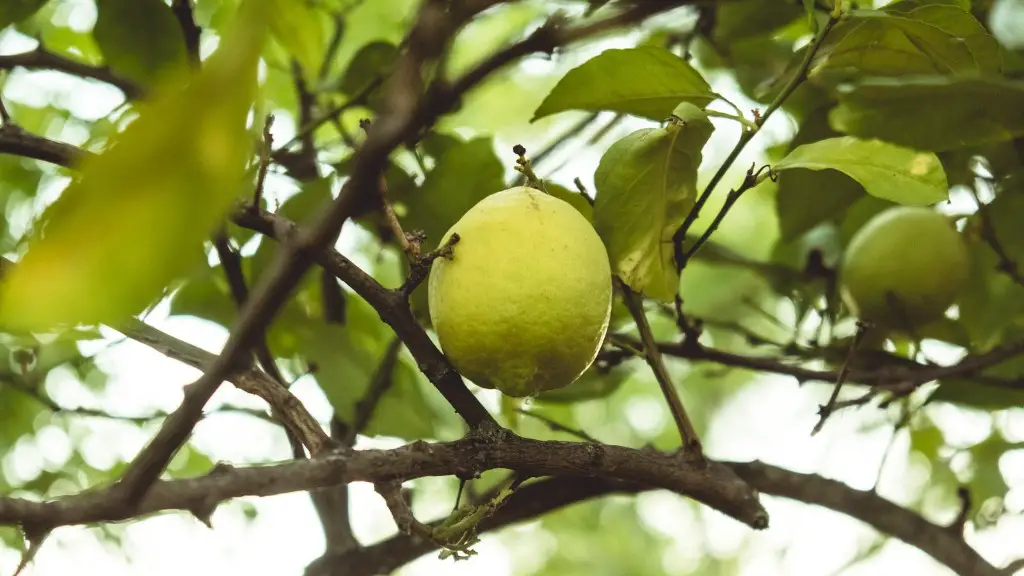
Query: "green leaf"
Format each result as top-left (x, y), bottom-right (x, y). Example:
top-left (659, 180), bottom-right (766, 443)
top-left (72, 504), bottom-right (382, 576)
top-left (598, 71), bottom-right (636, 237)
top-left (810, 9), bottom-right (981, 83)
top-left (830, 76), bottom-right (1024, 152)
top-left (532, 46), bottom-right (717, 122)
top-left (775, 107), bottom-right (867, 241)
top-left (398, 136), bottom-right (505, 251)
top-left (545, 183), bottom-right (593, 223)
top-left (279, 176), bottom-right (334, 224)
top-left (713, 0), bottom-right (803, 42)
top-left (169, 271), bottom-right (237, 328)
top-left (774, 137), bottom-right (948, 206)
top-left (0, 2), bottom-right (268, 332)
top-left (267, 0), bottom-right (324, 83)
top-left (905, 5), bottom-right (1002, 73)
top-left (534, 360), bottom-right (635, 404)
top-left (338, 41), bottom-right (398, 99)
top-left (93, 0), bottom-right (189, 89)
top-left (0, 0), bottom-right (46, 28)
top-left (593, 103), bottom-right (715, 302)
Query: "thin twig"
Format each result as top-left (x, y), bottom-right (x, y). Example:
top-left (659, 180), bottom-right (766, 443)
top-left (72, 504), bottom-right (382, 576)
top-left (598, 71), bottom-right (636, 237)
top-left (254, 114), bottom-right (275, 207)
top-left (514, 409), bottom-right (599, 443)
top-left (813, 320), bottom-right (871, 435)
top-left (619, 281), bottom-right (703, 458)
top-left (670, 10), bottom-right (842, 270)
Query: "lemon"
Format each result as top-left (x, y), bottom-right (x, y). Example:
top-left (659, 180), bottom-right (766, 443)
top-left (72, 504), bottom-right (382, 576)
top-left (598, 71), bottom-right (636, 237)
top-left (428, 186), bottom-right (612, 397)
top-left (840, 206), bottom-right (969, 329)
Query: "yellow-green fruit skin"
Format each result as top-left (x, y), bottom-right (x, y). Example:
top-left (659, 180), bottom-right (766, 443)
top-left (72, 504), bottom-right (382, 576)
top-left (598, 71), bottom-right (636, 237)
top-left (839, 206), bottom-right (970, 328)
top-left (428, 186), bottom-right (612, 398)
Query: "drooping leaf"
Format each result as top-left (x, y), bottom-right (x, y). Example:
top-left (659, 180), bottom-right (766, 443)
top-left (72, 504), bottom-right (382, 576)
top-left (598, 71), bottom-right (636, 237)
top-left (0, 0), bottom-right (47, 28)
top-left (593, 103), bottom-right (715, 302)
top-left (775, 107), bottom-right (868, 241)
top-left (92, 0), bottom-right (189, 89)
top-left (0, 2), bottom-right (269, 332)
top-left (830, 76), bottom-right (1024, 151)
top-left (809, 8), bottom-right (983, 84)
top-left (532, 46), bottom-right (717, 122)
top-left (534, 360), bottom-right (635, 404)
top-left (267, 0), bottom-right (325, 83)
top-left (774, 137), bottom-right (948, 206)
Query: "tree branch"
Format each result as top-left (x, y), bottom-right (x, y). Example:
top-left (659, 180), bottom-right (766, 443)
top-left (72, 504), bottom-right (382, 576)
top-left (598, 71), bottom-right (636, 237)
top-left (0, 47), bottom-right (140, 99)
top-left (0, 433), bottom-right (766, 531)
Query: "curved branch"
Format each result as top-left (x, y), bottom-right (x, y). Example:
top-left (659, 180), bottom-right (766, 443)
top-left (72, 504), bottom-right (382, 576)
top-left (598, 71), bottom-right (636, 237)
top-left (312, 464), bottom-right (1005, 576)
top-left (0, 433), bottom-right (766, 531)
top-left (0, 48), bottom-right (140, 99)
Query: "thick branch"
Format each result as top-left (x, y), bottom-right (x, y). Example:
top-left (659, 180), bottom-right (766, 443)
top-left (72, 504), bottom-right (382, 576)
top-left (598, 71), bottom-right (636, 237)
top-left (0, 433), bottom-right (766, 530)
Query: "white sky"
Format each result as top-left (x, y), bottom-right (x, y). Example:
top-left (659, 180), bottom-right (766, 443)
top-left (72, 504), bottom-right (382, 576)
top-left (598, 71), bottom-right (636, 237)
top-left (1, 2), bottom-right (1023, 576)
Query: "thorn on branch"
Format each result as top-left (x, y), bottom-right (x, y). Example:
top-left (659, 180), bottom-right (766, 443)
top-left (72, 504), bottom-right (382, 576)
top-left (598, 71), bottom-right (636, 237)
top-left (13, 525), bottom-right (50, 576)
top-left (400, 232), bottom-right (460, 297)
top-left (253, 114), bottom-right (275, 208)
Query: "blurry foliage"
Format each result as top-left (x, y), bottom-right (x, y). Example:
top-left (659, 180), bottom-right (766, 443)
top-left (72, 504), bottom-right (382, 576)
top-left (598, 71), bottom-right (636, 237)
top-left (0, 0), bottom-right (1023, 574)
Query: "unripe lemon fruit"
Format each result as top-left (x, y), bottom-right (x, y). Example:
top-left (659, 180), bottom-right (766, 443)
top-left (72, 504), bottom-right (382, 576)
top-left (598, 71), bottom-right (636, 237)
top-left (427, 186), bottom-right (612, 397)
top-left (839, 206), bottom-right (969, 328)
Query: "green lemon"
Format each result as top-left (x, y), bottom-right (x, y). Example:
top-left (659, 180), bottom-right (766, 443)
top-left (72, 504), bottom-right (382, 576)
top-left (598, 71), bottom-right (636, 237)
top-left (428, 186), bottom-right (613, 398)
top-left (840, 206), bottom-right (969, 329)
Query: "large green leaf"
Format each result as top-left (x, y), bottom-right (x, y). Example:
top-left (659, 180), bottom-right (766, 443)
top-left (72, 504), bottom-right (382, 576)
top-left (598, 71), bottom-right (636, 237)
top-left (532, 46), bottom-right (717, 122)
top-left (830, 76), bottom-right (1024, 151)
top-left (267, 0), bottom-right (325, 82)
top-left (713, 0), bottom-right (804, 42)
top-left (775, 107), bottom-right (868, 241)
top-left (593, 103), bottom-right (715, 302)
top-left (0, 2), bottom-right (268, 332)
top-left (774, 137), bottom-right (948, 206)
top-left (93, 0), bottom-right (189, 89)
top-left (338, 41), bottom-right (398, 105)
top-left (0, 0), bottom-right (46, 28)
top-left (809, 7), bottom-right (987, 83)
top-left (906, 5), bottom-right (1002, 73)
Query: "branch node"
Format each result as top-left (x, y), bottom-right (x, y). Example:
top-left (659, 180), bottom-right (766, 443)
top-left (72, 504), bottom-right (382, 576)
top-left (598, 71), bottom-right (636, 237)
top-left (400, 232), bottom-right (460, 296)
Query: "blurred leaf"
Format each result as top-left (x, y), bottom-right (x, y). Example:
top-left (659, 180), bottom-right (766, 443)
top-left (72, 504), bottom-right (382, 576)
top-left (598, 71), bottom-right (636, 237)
top-left (545, 183), bottom-right (593, 223)
top-left (907, 5), bottom-right (1002, 73)
top-left (931, 377), bottom-right (1024, 410)
top-left (713, 0), bottom-right (803, 42)
top-left (398, 136), bottom-right (504, 251)
top-left (775, 137), bottom-right (948, 205)
top-left (0, 0), bottom-right (46, 28)
top-left (830, 76), bottom-right (1024, 152)
top-left (268, 0), bottom-right (324, 82)
top-left (532, 46), bottom-right (716, 122)
top-left (0, 3), bottom-right (268, 332)
top-left (279, 176), bottom-right (334, 224)
top-left (93, 0), bottom-right (189, 89)
top-left (535, 360), bottom-right (635, 404)
top-left (958, 196), bottom-right (1024, 350)
top-left (594, 103), bottom-right (714, 302)
top-left (338, 41), bottom-right (397, 103)
top-left (169, 269), bottom-right (236, 328)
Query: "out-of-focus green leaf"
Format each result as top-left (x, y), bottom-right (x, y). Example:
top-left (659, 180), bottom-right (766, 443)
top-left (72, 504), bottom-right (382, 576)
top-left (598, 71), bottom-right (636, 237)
top-left (907, 5), bottom-right (1002, 73)
top-left (775, 137), bottom-right (948, 206)
top-left (958, 196), bottom-right (1024, 350)
top-left (713, 0), bottom-right (803, 42)
top-left (545, 183), bottom-right (593, 223)
top-left (535, 360), bottom-right (635, 404)
top-left (0, 2), bottom-right (268, 332)
top-left (594, 103), bottom-right (714, 302)
top-left (0, 0), bottom-right (46, 28)
top-left (279, 176), bottom-right (334, 224)
top-left (338, 41), bottom-right (397, 101)
top-left (532, 46), bottom-right (717, 122)
top-left (830, 76), bottom-right (1024, 151)
top-left (169, 269), bottom-right (237, 328)
top-left (267, 0), bottom-right (324, 82)
top-left (397, 136), bottom-right (505, 251)
top-left (93, 0), bottom-right (189, 89)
